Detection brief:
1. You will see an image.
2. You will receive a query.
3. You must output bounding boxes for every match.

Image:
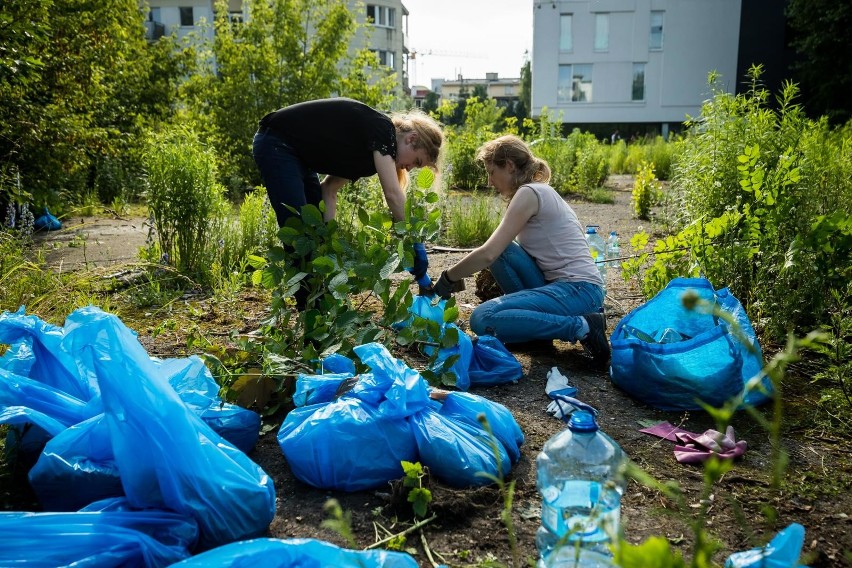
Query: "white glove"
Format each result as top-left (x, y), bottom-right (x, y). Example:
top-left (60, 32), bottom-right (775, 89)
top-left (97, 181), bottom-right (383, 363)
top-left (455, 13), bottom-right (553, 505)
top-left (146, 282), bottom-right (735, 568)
top-left (547, 398), bottom-right (578, 420)
top-left (545, 366), bottom-right (577, 399)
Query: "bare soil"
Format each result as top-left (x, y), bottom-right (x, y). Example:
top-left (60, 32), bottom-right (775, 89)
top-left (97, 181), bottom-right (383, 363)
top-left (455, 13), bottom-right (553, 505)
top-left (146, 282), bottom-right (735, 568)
top-left (21, 176), bottom-right (852, 567)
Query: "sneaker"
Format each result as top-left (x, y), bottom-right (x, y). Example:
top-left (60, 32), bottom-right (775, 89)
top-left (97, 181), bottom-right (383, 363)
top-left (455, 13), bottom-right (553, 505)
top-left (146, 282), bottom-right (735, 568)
top-left (580, 312), bottom-right (611, 370)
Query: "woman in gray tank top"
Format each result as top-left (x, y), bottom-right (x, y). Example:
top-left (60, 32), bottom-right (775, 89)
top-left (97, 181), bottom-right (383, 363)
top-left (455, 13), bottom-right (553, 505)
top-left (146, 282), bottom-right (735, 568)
top-left (431, 135), bottom-right (610, 369)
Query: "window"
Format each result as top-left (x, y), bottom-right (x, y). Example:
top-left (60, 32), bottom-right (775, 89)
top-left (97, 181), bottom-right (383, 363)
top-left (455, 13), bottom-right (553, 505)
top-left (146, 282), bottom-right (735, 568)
top-left (228, 11), bottom-right (244, 25)
top-left (649, 11), bottom-right (664, 49)
top-left (367, 5), bottom-right (395, 28)
top-left (559, 14), bottom-right (572, 51)
top-left (594, 13), bottom-right (609, 51)
top-left (632, 63), bottom-right (646, 101)
top-left (179, 7), bottom-right (194, 27)
top-left (373, 50), bottom-right (395, 68)
top-left (557, 64), bottom-right (593, 103)
top-left (148, 7), bottom-right (161, 22)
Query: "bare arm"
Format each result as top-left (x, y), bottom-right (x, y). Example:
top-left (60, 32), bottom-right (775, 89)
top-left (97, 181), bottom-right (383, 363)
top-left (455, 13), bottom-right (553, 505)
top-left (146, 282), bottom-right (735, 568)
top-left (373, 151), bottom-right (406, 223)
top-left (445, 186), bottom-right (539, 281)
top-left (321, 175), bottom-right (349, 221)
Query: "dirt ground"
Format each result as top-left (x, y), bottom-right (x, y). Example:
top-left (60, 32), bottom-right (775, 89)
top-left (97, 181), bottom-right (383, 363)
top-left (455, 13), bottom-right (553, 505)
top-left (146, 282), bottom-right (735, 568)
top-left (20, 176), bottom-right (852, 567)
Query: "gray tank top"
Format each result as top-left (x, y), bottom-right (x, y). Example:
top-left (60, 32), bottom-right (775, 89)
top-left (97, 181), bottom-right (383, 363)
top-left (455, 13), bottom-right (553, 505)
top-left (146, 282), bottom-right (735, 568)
top-left (516, 183), bottom-right (603, 286)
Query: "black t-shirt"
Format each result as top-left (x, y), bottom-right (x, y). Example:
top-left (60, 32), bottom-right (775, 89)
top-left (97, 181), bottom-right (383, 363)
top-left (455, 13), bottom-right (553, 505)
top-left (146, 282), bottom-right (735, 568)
top-left (259, 98), bottom-right (397, 181)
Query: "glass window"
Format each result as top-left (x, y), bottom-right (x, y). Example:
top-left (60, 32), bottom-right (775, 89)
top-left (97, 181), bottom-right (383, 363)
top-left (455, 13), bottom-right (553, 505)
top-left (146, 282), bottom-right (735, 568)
top-left (374, 50), bottom-right (395, 68)
top-left (179, 7), bottom-right (194, 27)
top-left (560, 14), bottom-right (573, 51)
top-left (650, 11), bottom-right (664, 50)
top-left (572, 64), bottom-right (592, 102)
top-left (632, 63), bottom-right (646, 101)
top-left (367, 5), bottom-right (395, 27)
top-left (558, 64), bottom-right (592, 103)
top-left (594, 13), bottom-right (609, 51)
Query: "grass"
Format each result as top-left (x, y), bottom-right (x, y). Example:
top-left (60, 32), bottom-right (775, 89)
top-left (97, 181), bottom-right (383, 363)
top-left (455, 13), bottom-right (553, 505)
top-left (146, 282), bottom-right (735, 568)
top-left (441, 191), bottom-right (503, 247)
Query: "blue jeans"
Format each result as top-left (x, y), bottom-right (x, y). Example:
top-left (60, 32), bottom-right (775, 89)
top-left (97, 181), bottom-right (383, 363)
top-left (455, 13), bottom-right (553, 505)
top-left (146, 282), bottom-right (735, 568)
top-left (252, 128), bottom-right (322, 227)
top-left (470, 242), bottom-right (605, 343)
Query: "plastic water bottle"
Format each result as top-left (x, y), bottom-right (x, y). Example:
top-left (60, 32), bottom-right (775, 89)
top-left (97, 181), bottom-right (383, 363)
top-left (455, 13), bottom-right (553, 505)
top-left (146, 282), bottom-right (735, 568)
top-left (536, 548), bottom-right (616, 567)
top-left (606, 232), bottom-right (620, 270)
top-left (535, 411), bottom-right (626, 561)
top-left (584, 226), bottom-right (607, 286)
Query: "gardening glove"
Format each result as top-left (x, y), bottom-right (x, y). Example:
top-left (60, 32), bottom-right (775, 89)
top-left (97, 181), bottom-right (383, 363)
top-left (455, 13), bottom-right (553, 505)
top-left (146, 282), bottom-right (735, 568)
top-left (433, 270), bottom-right (465, 300)
top-left (408, 243), bottom-right (430, 286)
top-left (546, 393), bottom-right (598, 423)
top-left (545, 366), bottom-right (577, 399)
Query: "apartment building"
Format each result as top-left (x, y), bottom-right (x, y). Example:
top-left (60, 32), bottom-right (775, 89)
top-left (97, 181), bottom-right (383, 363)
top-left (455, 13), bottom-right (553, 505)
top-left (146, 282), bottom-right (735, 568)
top-left (532, 0), bottom-right (735, 137)
top-left (437, 73), bottom-right (521, 108)
top-left (142, 0), bottom-right (410, 91)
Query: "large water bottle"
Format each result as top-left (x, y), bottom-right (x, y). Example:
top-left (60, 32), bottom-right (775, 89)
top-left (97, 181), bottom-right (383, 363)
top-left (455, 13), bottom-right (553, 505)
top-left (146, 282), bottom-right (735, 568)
top-left (606, 231), bottom-right (620, 270)
top-left (584, 226), bottom-right (607, 286)
top-left (535, 411), bottom-right (626, 561)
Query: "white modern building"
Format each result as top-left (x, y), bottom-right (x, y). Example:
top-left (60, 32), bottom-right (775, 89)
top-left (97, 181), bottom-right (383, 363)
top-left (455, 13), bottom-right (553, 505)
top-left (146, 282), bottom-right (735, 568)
top-left (531, 0), bottom-right (743, 137)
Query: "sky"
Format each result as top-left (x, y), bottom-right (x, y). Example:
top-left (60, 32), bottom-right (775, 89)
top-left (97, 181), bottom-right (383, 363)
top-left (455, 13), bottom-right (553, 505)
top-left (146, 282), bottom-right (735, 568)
top-left (402, 0), bottom-right (533, 87)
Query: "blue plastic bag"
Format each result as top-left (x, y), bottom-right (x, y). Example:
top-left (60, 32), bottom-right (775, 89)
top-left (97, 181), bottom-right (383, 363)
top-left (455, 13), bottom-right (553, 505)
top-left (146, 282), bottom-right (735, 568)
top-left (610, 278), bottom-right (772, 411)
top-left (33, 208), bottom-right (61, 231)
top-left (28, 414), bottom-right (123, 511)
top-left (725, 523), bottom-right (808, 568)
top-left (278, 343), bottom-right (524, 491)
top-left (62, 306), bottom-right (276, 549)
top-left (171, 537), bottom-right (418, 567)
top-left (411, 406), bottom-right (511, 487)
top-left (401, 296), bottom-right (522, 390)
top-left (0, 509), bottom-right (197, 567)
top-left (468, 335), bottom-right (524, 386)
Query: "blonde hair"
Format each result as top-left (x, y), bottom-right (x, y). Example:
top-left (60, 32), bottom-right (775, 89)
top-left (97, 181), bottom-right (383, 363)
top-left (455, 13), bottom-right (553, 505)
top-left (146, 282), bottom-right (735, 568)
top-left (476, 135), bottom-right (551, 195)
top-left (391, 109), bottom-right (445, 189)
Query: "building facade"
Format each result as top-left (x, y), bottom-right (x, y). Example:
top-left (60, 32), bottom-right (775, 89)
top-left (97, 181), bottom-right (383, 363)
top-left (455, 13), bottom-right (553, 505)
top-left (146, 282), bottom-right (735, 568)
top-left (531, 0), bottom-right (743, 137)
top-left (142, 0), bottom-right (411, 91)
top-left (437, 73), bottom-right (521, 108)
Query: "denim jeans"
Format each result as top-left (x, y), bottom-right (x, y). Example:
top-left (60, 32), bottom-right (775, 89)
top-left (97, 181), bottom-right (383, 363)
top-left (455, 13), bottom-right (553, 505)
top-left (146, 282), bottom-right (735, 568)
top-left (470, 242), bottom-right (605, 343)
top-left (252, 128), bottom-right (322, 227)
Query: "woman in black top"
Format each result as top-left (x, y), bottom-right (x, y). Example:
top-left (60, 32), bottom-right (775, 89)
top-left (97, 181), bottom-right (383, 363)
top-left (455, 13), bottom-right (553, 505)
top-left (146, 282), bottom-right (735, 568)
top-left (253, 97), bottom-right (444, 226)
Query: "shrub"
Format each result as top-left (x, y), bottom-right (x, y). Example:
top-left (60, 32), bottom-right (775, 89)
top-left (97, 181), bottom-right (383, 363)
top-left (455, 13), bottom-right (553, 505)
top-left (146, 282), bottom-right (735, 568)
top-left (631, 162), bottom-right (661, 220)
top-left (143, 126), bottom-right (229, 282)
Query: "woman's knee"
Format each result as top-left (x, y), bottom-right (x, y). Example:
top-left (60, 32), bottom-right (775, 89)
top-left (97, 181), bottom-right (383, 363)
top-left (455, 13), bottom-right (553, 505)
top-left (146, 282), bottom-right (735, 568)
top-left (470, 303), bottom-right (496, 336)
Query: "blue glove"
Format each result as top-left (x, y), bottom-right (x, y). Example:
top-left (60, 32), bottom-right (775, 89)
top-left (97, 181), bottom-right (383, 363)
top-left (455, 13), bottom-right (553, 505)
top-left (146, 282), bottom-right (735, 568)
top-left (409, 242), bottom-right (429, 282)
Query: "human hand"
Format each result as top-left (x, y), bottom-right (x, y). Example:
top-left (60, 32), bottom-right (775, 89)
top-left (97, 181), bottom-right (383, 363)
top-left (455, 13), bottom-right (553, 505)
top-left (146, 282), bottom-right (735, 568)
top-left (433, 270), bottom-right (465, 300)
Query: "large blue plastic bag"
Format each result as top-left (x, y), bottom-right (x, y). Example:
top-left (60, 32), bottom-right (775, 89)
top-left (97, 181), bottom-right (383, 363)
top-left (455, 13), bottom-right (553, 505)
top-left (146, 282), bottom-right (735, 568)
top-left (411, 406), bottom-right (511, 487)
top-left (467, 335), bottom-right (524, 386)
top-left (0, 509), bottom-right (198, 567)
top-left (62, 306), bottom-right (276, 549)
top-left (292, 372), bottom-right (351, 407)
top-left (438, 391), bottom-right (525, 464)
top-left (0, 307), bottom-right (96, 401)
top-left (171, 537), bottom-right (418, 567)
top-left (0, 308), bottom-right (261, 455)
top-left (278, 343), bottom-right (524, 491)
top-left (28, 414), bottom-right (124, 511)
top-left (154, 357), bottom-right (261, 453)
top-left (279, 398), bottom-right (419, 491)
top-left (610, 278), bottom-right (772, 411)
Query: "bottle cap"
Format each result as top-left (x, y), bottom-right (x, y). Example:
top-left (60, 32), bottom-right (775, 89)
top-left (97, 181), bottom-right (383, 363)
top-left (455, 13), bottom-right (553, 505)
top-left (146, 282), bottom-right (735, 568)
top-left (610, 231), bottom-right (617, 236)
top-left (568, 410), bottom-right (599, 432)
top-left (586, 226), bottom-right (598, 234)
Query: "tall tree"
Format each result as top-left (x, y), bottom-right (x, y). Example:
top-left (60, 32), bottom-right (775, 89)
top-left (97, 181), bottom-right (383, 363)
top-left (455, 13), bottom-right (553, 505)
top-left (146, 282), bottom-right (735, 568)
top-left (0, 0), bottom-right (188, 208)
top-left (786, 0), bottom-right (852, 125)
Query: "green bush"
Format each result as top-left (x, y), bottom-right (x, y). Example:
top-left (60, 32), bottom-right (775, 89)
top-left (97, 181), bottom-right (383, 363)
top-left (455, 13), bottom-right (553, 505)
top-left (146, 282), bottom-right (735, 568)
top-left (607, 140), bottom-right (628, 173)
top-left (636, 67), bottom-right (852, 341)
top-left (631, 162), bottom-right (661, 220)
top-left (143, 126), bottom-right (229, 282)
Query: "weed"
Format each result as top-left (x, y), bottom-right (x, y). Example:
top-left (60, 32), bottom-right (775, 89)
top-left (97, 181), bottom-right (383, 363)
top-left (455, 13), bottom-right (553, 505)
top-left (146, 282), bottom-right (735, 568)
top-left (631, 162), bottom-right (661, 220)
top-left (442, 192), bottom-right (502, 247)
top-left (401, 461), bottom-right (432, 518)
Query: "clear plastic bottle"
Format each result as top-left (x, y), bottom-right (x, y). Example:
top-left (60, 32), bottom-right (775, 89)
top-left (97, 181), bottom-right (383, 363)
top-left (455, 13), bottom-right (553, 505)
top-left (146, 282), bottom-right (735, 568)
top-left (536, 547), bottom-right (616, 568)
top-left (584, 226), bottom-right (607, 287)
top-left (535, 411), bottom-right (626, 561)
top-left (606, 231), bottom-right (620, 270)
